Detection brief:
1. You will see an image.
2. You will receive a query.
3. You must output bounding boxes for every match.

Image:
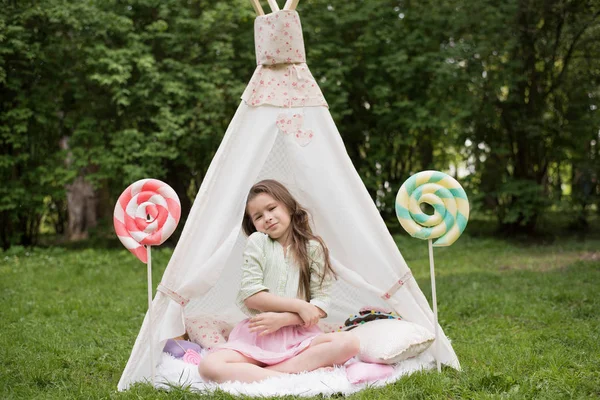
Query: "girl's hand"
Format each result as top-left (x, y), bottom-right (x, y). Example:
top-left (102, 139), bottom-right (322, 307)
top-left (297, 303), bottom-right (321, 328)
top-left (248, 312), bottom-right (288, 336)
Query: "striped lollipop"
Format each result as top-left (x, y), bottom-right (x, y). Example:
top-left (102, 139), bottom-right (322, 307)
top-left (113, 179), bottom-right (181, 263)
top-left (395, 170), bottom-right (469, 373)
top-left (395, 170), bottom-right (469, 246)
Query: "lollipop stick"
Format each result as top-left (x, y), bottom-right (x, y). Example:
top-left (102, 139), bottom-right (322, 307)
top-left (428, 239), bottom-right (441, 372)
top-left (147, 245), bottom-right (156, 385)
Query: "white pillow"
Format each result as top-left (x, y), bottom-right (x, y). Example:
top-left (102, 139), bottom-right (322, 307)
top-left (349, 319), bottom-right (435, 364)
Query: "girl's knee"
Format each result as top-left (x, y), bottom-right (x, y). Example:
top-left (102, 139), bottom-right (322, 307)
top-left (197, 359), bottom-right (212, 381)
top-left (335, 332), bottom-right (360, 360)
top-left (198, 357), bottom-right (222, 382)
top-left (343, 333), bottom-right (361, 356)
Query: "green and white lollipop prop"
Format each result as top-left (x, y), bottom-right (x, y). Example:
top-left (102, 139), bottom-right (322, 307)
top-left (395, 170), bottom-right (469, 371)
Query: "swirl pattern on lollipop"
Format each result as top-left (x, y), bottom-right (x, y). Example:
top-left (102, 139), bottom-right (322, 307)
top-left (113, 179), bottom-right (181, 263)
top-left (182, 349), bottom-right (202, 365)
top-left (395, 171), bottom-right (469, 246)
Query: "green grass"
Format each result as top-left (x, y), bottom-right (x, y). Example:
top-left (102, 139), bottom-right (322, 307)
top-left (1, 232), bottom-right (599, 399)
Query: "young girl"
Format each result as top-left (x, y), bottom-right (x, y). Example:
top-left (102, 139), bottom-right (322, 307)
top-left (198, 179), bottom-right (360, 383)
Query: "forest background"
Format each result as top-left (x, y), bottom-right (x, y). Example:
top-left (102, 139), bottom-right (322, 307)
top-left (1, 0), bottom-right (599, 249)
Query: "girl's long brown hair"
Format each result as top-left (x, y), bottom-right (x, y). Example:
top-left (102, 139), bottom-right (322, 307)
top-left (242, 179), bottom-right (336, 301)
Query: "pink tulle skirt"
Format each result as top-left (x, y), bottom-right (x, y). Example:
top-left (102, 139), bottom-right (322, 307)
top-left (215, 319), bottom-right (323, 365)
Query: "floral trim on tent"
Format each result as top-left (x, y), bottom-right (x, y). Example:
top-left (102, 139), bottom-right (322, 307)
top-left (276, 113), bottom-right (315, 146)
top-left (242, 64), bottom-right (327, 108)
top-left (241, 9), bottom-right (328, 108)
top-left (254, 10), bottom-right (306, 66)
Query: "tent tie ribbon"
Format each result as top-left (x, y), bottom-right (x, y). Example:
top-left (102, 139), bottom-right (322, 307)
top-left (381, 271), bottom-right (413, 300)
top-left (157, 283), bottom-right (190, 307)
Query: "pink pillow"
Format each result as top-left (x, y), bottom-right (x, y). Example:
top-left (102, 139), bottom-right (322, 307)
top-left (345, 360), bottom-right (394, 384)
top-left (185, 315), bottom-right (234, 349)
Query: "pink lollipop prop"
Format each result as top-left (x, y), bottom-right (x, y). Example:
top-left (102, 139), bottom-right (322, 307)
top-left (114, 178), bottom-right (181, 385)
top-left (182, 349), bottom-right (202, 366)
top-left (114, 178), bottom-right (181, 263)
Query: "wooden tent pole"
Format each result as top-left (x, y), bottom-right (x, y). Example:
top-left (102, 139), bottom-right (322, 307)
top-left (267, 0), bottom-right (280, 12)
top-left (249, 0), bottom-right (265, 15)
top-left (284, 0), bottom-right (300, 10)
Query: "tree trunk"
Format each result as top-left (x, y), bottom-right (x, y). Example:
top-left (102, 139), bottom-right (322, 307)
top-left (66, 175), bottom-right (97, 241)
top-left (1, 211), bottom-right (10, 250)
top-left (60, 136), bottom-right (98, 241)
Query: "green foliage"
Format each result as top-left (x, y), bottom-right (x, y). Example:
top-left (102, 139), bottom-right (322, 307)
top-left (448, 0), bottom-right (600, 230)
top-left (494, 179), bottom-right (552, 227)
top-left (1, 0), bottom-right (599, 248)
top-left (301, 0), bottom-right (600, 228)
top-left (1, 235), bottom-right (599, 398)
top-left (0, 3), bottom-right (71, 248)
top-left (1, 0), bottom-right (257, 248)
top-left (300, 0), bottom-right (471, 219)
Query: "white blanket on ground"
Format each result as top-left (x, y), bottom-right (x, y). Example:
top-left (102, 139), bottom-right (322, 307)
top-left (155, 351), bottom-right (435, 397)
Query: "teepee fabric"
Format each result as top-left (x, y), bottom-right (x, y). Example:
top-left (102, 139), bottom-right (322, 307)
top-left (118, 8), bottom-right (459, 391)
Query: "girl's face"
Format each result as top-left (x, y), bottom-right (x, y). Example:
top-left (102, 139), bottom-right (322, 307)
top-left (246, 193), bottom-right (292, 245)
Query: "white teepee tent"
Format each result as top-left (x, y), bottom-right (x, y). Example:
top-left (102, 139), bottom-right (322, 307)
top-left (118, 1), bottom-right (459, 390)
